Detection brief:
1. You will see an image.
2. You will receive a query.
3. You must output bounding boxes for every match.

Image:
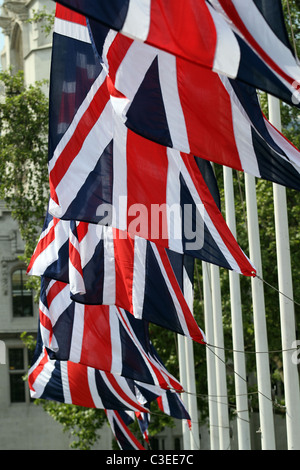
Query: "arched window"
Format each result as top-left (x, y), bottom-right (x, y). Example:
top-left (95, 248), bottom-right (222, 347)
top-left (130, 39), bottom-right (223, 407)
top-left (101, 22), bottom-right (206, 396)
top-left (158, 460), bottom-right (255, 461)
top-left (11, 268), bottom-right (33, 317)
top-left (10, 22), bottom-right (24, 73)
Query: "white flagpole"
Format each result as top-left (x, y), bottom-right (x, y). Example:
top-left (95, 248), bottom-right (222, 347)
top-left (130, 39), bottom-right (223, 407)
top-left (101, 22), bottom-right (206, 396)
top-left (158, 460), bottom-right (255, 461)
top-left (210, 263), bottom-right (231, 450)
top-left (202, 261), bottom-right (219, 449)
top-left (178, 258), bottom-right (200, 450)
top-left (223, 166), bottom-right (251, 449)
top-left (178, 335), bottom-right (192, 450)
top-left (244, 172), bottom-right (276, 450)
top-left (182, 261), bottom-right (200, 450)
top-left (268, 95), bottom-right (300, 450)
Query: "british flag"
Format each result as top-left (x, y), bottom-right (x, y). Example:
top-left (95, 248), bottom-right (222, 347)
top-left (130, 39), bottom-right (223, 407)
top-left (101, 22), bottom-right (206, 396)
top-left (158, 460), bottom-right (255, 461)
top-left (28, 214), bottom-right (206, 343)
top-left (37, 275), bottom-right (185, 391)
top-left (28, 327), bottom-right (190, 417)
top-left (54, 0), bottom-right (300, 108)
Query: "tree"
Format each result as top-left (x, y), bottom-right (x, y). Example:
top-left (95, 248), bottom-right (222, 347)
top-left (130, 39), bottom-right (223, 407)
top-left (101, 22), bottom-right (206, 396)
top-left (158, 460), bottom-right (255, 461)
top-left (0, 70), bottom-right (49, 265)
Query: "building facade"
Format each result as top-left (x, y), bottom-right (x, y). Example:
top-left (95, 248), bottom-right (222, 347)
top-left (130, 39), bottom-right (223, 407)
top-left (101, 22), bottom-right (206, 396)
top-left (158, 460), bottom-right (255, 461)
top-left (0, 0), bottom-right (114, 450)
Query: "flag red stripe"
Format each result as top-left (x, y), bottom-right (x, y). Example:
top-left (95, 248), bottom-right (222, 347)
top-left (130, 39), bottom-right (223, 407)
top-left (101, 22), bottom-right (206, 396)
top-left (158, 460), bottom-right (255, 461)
top-left (69, 238), bottom-right (83, 278)
top-left (27, 219), bottom-right (59, 273)
top-left (126, 129), bottom-right (169, 245)
top-left (67, 362), bottom-right (96, 408)
top-left (55, 3), bottom-right (87, 26)
top-left (113, 231), bottom-right (135, 313)
top-left (177, 57), bottom-right (243, 171)
top-left (80, 305), bottom-right (113, 371)
top-left (49, 80), bottom-right (110, 198)
top-left (147, 0), bottom-right (217, 68)
top-left (76, 221), bottom-right (89, 243)
top-left (28, 349), bottom-right (48, 391)
top-left (39, 308), bottom-right (53, 342)
top-left (106, 33), bottom-right (133, 85)
top-left (47, 280), bottom-right (68, 307)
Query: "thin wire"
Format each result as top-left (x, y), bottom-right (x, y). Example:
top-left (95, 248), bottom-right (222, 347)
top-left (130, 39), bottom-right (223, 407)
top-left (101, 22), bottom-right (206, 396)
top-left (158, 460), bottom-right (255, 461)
top-left (172, 345), bottom-right (287, 413)
top-left (205, 342), bottom-right (298, 355)
top-left (235, 171), bottom-right (300, 309)
top-left (255, 273), bottom-right (300, 308)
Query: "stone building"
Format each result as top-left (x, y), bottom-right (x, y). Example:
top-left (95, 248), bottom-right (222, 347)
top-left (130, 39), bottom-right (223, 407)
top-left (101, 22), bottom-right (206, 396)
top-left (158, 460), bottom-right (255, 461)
top-left (0, 0), bottom-right (113, 450)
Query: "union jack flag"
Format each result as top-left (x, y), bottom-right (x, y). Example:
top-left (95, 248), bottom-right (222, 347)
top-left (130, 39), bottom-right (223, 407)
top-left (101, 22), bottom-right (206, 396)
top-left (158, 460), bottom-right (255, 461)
top-left (28, 214), bottom-right (206, 343)
top-left (37, 275), bottom-right (184, 391)
top-left (28, 328), bottom-right (190, 417)
top-left (54, 0), bottom-right (300, 108)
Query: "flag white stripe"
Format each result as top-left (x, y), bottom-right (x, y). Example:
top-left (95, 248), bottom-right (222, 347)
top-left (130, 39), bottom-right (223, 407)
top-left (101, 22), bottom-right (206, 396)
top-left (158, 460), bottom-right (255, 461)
top-left (166, 148), bottom-right (183, 254)
top-left (157, 52), bottom-right (190, 153)
top-left (112, 115), bottom-right (128, 231)
top-left (61, 361), bottom-right (72, 404)
top-left (208, 3), bottom-right (240, 78)
top-left (132, 237), bottom-right (147, 320)
top-left (121, 0), bottom-right (151, 41)
top-left (109, 306), bottom-right (123, 375)
top-left (102, 227), bottom-right (117, 305)
top-left (69, 303), bottom-right (85, 363)
top-left (54, 17), bottom-right (91, 44)
top-left (45, 282), bottom-right (71, 327)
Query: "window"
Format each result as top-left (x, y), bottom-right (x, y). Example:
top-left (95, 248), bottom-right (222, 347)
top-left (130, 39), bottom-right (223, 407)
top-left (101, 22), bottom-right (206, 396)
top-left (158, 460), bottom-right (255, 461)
top-left (8, 347), bottom-right (33, 403)
top-left (12, 269), bottom-right (33, 317)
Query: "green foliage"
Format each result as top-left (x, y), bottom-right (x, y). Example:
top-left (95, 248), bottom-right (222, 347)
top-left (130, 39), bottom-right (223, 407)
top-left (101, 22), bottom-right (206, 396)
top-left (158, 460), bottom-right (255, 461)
top-left (26, 6), bottom-right (55, 37)
top-left (0, 70), bottom-right (49, 265)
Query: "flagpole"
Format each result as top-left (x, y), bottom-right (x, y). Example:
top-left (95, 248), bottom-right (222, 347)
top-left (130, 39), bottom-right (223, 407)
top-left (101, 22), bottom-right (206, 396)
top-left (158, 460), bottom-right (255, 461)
top-left (223, 166), bottom-right (251, 450)
top-left (182, 260), bottom-right (200, 450)
top-left (210, 263), bottom-right (231, 450)
top-left (268, 95), bottom-right (300, 450)
top-left (178, 258), bottom-right (200, 450)
top-left (244, 172), bottom-right (276, 450)
top-left (178, 335), bottom-right (192, 450)
top-left (202, 261), bottom-right (219, 449)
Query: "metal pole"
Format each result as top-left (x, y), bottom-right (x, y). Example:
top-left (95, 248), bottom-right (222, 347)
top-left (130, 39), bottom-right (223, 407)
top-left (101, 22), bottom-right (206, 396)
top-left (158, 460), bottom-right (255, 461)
top-left (268, 95), bottom-right (300, 450)
top-left (244, 172), bottom-right (276, 449)
top-left (210, 263), bottom-right (231, 449)
top-left (178, 334), bottom-right (193, 450)
top-left (223, 166), bottom-right (251, 449)
top-left (202, 261), bottom-right (219, 449)
top-left (182, 262), bottom-right (200, 450)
